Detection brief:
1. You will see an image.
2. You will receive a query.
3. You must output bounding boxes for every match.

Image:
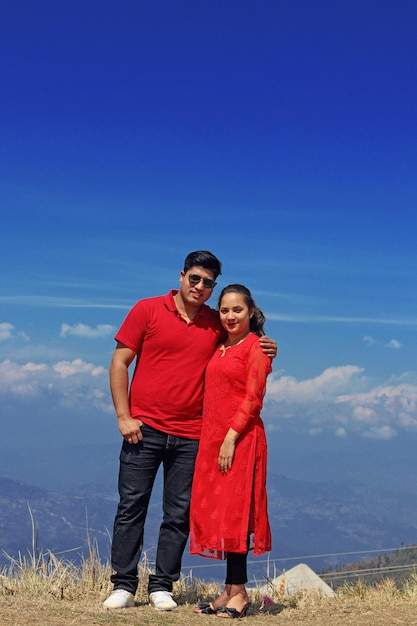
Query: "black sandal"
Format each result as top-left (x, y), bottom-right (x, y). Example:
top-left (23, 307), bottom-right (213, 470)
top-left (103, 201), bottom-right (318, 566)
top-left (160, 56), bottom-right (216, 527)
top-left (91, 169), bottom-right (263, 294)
top-left (216, 601), bottom-right (251, 618)
top-left (194, 601), bottom-right (216, 614)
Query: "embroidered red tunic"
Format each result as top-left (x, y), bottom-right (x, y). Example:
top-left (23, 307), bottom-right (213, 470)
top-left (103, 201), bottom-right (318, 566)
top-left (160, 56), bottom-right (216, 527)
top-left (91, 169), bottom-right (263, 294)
top-left (190, 333), bottom-right (272, 559)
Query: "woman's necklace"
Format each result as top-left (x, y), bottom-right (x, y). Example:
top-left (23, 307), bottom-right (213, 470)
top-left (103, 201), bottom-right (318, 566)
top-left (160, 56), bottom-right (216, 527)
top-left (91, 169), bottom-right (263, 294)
top-left (219, 332), bottom-right (250, 357)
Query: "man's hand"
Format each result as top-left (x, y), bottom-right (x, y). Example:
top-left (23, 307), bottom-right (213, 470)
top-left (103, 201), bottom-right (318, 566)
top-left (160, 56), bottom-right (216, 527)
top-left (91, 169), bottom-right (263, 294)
top-left (259, 335), bottom-right (278, 358)
top-left (118, 414), bottom-right (143, 444)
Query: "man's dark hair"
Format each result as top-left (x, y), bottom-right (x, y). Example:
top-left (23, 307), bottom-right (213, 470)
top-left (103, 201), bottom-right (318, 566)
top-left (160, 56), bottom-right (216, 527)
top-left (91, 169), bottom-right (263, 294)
top-left (183, 250), bottom-right (222, 279)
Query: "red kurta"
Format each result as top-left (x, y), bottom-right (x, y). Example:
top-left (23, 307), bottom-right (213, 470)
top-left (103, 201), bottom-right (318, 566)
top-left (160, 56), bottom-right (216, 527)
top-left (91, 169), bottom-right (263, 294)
top-left (190, 333), bottom-right (272, 559)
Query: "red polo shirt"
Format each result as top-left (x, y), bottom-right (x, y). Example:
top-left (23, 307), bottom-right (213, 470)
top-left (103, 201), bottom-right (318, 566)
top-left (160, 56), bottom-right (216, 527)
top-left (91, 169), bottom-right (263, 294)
top-left (115, 290), bottom-right (222, 439)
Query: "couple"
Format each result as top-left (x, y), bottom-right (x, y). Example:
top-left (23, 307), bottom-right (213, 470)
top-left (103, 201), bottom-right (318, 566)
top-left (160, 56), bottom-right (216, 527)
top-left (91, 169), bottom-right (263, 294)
top-left (103, 250), bottom-right (275, 617)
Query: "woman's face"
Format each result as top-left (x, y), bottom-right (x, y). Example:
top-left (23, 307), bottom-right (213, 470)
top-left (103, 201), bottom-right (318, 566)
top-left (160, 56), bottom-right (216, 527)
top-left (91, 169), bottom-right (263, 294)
top-left (219, 292), bottom-right (253, 341)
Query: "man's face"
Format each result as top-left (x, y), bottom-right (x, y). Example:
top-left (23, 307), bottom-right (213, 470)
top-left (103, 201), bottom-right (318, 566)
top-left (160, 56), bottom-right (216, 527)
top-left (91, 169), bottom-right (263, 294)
top-left (179, 265), bottom-right (217, 307)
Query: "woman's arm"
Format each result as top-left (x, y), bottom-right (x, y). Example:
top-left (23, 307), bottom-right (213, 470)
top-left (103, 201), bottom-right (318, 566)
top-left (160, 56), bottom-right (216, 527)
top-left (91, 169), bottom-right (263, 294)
top-left (229, 344), bottom-right (272, 435)
top-left (218, 344), bottom-right (272, 472)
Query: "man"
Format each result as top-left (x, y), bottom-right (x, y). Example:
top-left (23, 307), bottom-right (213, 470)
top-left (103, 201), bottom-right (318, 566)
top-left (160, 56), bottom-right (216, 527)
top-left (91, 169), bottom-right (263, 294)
top-left (103, 251), bottom-right (276, 611)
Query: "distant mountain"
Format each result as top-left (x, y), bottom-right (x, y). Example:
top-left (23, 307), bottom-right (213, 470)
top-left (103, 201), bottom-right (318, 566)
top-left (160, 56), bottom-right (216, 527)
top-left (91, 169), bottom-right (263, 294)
top-left (2, 470), bottom-right (417, 582)
top-left (0, 475), bottom-right (168, 569)
top-left (0, 476), bottom-right (117, 564)
top-left (266, 473), bottom-right (417, 573)
top-left (321, 544), bottom-right (417, 588)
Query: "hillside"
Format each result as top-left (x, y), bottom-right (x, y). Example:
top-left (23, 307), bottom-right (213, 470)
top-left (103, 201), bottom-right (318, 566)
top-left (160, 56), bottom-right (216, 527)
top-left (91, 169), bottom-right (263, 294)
top-left (0, 476), bottom-right (119, 563)
top-left (2, 472), bottom-right (417, 581)
top-left (322, 544), bottom-right (417, 588)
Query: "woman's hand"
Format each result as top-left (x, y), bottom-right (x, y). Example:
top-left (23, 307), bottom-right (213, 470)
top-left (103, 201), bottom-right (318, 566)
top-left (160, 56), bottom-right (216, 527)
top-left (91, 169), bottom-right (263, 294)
top-left (218, 440), bottom-right (235, 474)
top-left (218, 428), bottom-right (239, 473)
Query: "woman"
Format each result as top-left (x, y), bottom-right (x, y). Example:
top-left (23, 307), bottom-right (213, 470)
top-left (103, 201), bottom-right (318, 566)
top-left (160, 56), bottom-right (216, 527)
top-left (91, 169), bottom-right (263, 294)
top-left (190, 284), bottom-right (272, 618)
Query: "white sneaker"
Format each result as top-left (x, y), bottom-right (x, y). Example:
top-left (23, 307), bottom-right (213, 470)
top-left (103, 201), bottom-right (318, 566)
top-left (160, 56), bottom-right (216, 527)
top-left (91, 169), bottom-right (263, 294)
top-left (149, 590), bottom-right (178, 611)
top-left (103, 589), bottom-right (135, 609)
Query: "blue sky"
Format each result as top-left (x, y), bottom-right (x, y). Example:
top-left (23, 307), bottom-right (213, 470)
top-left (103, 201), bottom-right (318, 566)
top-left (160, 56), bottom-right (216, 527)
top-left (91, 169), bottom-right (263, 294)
top-left (1, 0), bottom-right (417, 460)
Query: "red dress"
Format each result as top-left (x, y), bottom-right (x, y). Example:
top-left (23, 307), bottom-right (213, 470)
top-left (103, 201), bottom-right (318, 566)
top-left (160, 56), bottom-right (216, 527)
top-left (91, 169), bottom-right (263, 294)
top-left (190, 333), bottom-right (272, 559)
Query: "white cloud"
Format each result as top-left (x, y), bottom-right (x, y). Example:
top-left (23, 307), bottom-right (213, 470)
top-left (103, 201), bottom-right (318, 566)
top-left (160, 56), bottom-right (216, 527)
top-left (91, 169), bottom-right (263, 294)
top-left (363, 335), bottom-right (376, 345)
top-left (336, 383), bottom-right (417, 432)
top-left (264, 366), bottom-right (417, 440)
top-left (361, 336), bottom-right (403, 350)
top-left (0, 358), bottom-right (111, 413)
top-left (0, 323), bottom-right (14, 340)
top-left (362, 425), bottom-right (397, 440)
top-left (267, 365), bottom-right (365, 404)
top-left (60, 323), bottom-right (115, 338)
top-left (0, 295), bottom-right (129, 309)
top-left (0, 359), bottom-right (49, 396)
top-left (53, 359), bottom-right (105, 378)
top-left (266, 313), bottom-right (417, 326)
top-left (2, 357), bottom-right (417, 443)
top-left (384, 339), bottom-right (402, 349)
top-left (0, 323), bottom-right (29, 341)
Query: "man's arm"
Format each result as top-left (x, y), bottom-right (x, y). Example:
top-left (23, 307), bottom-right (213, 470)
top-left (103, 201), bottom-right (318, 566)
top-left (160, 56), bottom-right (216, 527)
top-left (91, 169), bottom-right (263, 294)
top-left (259, 335), bottom-right (278, 359)
top-left (109, 342), bottom-right (143, 442)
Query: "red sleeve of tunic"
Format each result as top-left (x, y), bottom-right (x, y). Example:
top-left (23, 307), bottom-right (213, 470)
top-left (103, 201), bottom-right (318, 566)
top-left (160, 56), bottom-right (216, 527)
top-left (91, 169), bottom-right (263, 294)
top-left (229, 340), bottom-right (272, 434)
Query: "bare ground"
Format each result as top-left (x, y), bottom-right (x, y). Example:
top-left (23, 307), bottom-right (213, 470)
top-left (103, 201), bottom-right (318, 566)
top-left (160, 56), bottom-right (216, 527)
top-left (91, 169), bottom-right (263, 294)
top-left (3, 553), bottom-right (417, 625)
top-left (2, 594), bottom-right (417, 626)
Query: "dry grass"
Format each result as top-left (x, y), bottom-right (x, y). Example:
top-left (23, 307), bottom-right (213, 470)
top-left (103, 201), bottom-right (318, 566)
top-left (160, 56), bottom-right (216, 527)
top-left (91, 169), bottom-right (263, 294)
top-left (2, 547), bottom-right (417, 625)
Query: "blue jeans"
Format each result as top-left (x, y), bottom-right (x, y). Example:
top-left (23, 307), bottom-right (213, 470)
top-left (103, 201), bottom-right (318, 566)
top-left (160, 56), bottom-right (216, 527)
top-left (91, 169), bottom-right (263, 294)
top-left (110, 423), bottom-right (199, 595)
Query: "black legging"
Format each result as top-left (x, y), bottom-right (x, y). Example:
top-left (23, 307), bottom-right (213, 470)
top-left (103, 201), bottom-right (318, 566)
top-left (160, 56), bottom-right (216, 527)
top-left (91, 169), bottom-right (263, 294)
top-left (225, 551), bottom-right (248, 585)
top-left (225, 522), bottom-right (252, 585)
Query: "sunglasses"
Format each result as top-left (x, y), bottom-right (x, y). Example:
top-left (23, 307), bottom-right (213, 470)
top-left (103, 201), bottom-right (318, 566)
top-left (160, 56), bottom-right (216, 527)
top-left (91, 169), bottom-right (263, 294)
top-left (188, 273), bottom-right (217, 289)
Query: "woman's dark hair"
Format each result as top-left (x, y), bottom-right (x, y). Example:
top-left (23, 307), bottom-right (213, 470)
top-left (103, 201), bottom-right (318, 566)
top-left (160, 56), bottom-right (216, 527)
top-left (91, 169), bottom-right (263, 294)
top-left (218, 284), bottom-right (266, 336)
top-left (183, 250), bottom-right (222, 279)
